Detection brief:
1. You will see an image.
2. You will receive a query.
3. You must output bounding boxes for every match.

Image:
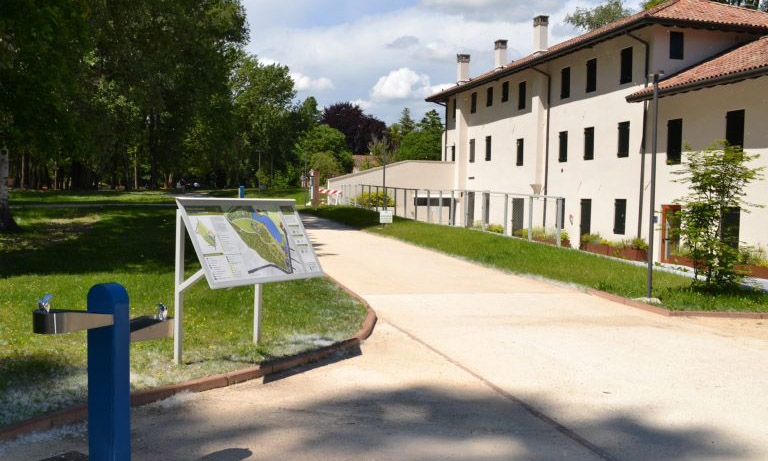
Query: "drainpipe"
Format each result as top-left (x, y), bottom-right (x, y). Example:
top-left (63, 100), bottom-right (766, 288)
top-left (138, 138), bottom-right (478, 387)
top-left (628, 32), bottom-right (650, 239)
top-left (435, 101), bottom-right (448, 161)
top-left (532, 67), bottom-right (551, 226)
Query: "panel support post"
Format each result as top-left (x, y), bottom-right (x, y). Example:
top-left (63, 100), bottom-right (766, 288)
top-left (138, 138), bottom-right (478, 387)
top-left (556, 198), bottom-right (563, 247)
top-left (87, 283), bottom-right (131, 461)
top-left (174, 210), bottom-right (185, 364)
top-left (528, 196), bottom-right (534, 241)
top-left (504, 194), bottom-right (509, 236)
top-left (439, 190), bottom-right (443, 224)
top-left (253, 283), bottom-right (263, 344)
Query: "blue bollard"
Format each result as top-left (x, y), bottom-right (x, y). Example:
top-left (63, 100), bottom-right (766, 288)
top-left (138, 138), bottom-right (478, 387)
top-left (87, 283), bottom-right (131, 461)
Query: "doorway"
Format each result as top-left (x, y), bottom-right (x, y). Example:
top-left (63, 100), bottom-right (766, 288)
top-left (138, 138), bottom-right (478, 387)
top-left (511, 198), bottom-right (525, 233)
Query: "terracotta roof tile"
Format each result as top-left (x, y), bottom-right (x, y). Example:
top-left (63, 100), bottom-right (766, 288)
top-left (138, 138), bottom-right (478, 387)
top-left (627, 36), bottom-right (768, 101)
top-left (426, 0), bottom-right (768, 102)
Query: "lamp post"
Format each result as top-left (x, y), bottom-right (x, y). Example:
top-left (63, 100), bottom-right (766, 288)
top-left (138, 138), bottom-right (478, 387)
top-left (646, 71), bottom-right (664, 298)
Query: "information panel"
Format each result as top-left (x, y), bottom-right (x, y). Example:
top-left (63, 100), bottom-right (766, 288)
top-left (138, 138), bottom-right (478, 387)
top-left (176, 197), bottom-right (323, 289)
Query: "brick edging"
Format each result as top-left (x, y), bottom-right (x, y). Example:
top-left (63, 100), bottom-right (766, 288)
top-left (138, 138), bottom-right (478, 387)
top-left (0, 278), bottom-right (377, 443)
top-left (586, 288), bottom-right (768, 319)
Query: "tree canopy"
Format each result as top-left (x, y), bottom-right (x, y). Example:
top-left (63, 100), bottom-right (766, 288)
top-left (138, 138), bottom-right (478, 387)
top-left (565, 0), bottom-right (633, 31)
top-left (320, 102), bottom-right (387, 156)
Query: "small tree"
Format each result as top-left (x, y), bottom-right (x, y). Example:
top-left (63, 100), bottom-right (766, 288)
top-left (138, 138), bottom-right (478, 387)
top-left (565, 0), bottom-right (633, 31)
top-left (674, 141), bottom-right (763, 288)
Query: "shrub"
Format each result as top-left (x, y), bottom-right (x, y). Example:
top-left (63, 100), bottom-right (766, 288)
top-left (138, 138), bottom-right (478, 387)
top-left (580, 233), bottom-right (602, 245)
top-left (674, 141), bottom-right (764, 287)
top-left (629, 237), bottom-right (648, 251)
top-left (739, 246), bottom-right (768, 268)
top-left (487, 223), bottom-right (504, 234)
top-left (356, 191), bottom-right (394, 208)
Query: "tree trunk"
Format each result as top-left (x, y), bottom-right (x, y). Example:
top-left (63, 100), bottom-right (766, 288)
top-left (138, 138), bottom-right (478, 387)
top-left (148, 112), bottom-right (158, 190)
top-left (0, 145), bottom-right (20, 232)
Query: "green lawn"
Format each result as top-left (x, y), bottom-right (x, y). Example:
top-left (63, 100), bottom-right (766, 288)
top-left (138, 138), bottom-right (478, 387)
top-left (0, 205), bottom-right (366, 426)
top-left (305, 206), bottom-right (768, 313)
top-left (9, 187), bottom-right (307, 206)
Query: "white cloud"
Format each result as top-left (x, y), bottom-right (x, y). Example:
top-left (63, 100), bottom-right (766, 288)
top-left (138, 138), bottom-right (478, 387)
top-left (291, 72), bottom-right (335, 92)
top-left (421, 0), bottom-right (565, 22)
top-left (350, 98), bottom-right (374, 111)
top-left (371, 68), bottom-right (431, 101)
top-left (244, 0), bottom-right (597, 122)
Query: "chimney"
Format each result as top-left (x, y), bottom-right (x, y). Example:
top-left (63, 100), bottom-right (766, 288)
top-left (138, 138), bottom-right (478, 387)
top-left (494, 40), bottom-right (508, 69)
top-left (533, 15), bottom-right (549, 53)
top-left (457, 54), bottom-right (471, 83)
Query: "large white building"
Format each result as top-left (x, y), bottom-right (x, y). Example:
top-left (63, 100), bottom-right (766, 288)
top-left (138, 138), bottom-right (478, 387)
top-left (329, 0), bottom-right (768, 261)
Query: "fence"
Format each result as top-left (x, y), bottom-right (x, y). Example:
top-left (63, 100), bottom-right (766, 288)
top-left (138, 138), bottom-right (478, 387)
top-left (335, 184), bottom-right (567, 247)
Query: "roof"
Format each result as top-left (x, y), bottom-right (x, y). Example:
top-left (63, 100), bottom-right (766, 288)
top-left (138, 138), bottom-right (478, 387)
top-left (626, 35), bottom-right (768, 101)
top-left (426, 0), bottom-right (768, 102)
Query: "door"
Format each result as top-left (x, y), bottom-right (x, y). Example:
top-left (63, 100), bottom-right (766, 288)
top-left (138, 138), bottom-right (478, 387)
top-left (580, 199), bottom-right (592, 238)
top-left (465, 192), bottom-right (475, 227)
top-left (661, 205), bottom-right (681, 262)
top-left (511, 198), bottom-right (524, 233)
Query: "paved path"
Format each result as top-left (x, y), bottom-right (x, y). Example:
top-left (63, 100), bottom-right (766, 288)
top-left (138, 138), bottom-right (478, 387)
top-left (3, 216), bottom-right (768, 460)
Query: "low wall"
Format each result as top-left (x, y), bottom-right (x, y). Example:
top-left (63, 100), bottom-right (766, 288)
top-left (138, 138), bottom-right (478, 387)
top-left (328, 160), bottom-right (454, 191)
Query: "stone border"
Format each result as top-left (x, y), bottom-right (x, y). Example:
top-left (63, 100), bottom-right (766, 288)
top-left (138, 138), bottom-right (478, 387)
top-left (586, 288), bottom-right (768, 319)
top-left (0, 276), bottom-right (377, 443)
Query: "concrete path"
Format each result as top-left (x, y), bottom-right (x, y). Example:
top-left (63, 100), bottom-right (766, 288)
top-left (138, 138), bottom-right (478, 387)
top-left (3, 216), bottom-right (768, 460)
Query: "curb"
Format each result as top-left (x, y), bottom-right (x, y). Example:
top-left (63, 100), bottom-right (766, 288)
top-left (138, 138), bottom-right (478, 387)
top-left (586, 288), bottom-right (768, 319)
top-left (0, 279), bottom-right (377, 443)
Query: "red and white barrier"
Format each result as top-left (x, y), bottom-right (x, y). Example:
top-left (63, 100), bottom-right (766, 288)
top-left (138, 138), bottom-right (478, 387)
top-left (318, 188), bottom-right (342, 205)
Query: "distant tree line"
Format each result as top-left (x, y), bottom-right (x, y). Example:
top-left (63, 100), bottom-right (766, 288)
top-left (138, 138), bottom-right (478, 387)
top-left (0, 1), bottom-right (394, 231)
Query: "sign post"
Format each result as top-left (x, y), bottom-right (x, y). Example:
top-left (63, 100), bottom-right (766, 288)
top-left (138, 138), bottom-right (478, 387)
top-left (173, 198), bottom-right (323, 364)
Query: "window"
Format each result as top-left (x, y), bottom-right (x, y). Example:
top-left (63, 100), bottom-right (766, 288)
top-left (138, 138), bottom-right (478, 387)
top-left (584, 127), bottom-right (595, 160)
top-left (501, 81), bottom-right (509, 102)
top-left (726, 109), bottom-right (745, 148)
top-left (559, 131), bottom-right (568, 162)
top-left (620, 47), bottom-right (633, 84)
top-left (586, 58), bottom-right (597, 93)
top-left (486, 87), bottom-right (494, 107)
top-left (470, 92), bottom-right (477, 113)
top-left (670, 31), bottom-right (684, 60)
top-left (451, 145), bottom-right (456, 162)
top-left (560, 67), bottom-right (571, 99)
top-left (452, 98), bottom-right (457, 119)
top-left (518, 81), bottom-right (527, 110)
top-left (722, 207), bottom-right (741, 249)
top-left (516, 138), bottom-right (524, 166)
top-left (559, 199), bottom-right (566, 229)
top-left (469, 139), bottom-right (475, 163)
top-left (485, 136), bottom-right (492, 161)
top-left (614, 199), bottom-right (627, 235)
top-left (618, 121), bottom-right (630, 157)
top-left (667, 118), bottom-right (683, 165)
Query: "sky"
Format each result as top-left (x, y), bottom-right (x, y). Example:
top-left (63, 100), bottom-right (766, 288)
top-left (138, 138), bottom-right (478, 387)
top-left (241, 0), bottom-right (614, 124)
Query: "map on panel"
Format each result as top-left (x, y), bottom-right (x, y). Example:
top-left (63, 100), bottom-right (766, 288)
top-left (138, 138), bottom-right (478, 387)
top-left (176, 198), bottom-right (322, 289)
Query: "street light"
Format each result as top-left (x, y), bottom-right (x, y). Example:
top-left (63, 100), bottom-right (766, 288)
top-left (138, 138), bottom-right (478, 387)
top-left (646, 71), bottom-right (664, 299)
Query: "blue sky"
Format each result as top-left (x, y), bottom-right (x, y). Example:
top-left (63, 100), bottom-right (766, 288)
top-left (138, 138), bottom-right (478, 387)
top-left (242, 0), bottom-right (613, 124)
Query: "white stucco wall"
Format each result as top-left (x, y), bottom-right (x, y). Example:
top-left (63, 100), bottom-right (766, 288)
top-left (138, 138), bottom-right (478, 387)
top-left (638, 75), bottom-right (768, 255)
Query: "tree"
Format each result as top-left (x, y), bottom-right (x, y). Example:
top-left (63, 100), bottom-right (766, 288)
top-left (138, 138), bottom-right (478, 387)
top-left (232, 55), bottom-right (310, 187)
top-left (565, 0), bottom-right (633, 31)
top-left (398, 108), bottom-right (415, 135)
top-left (309, 152), bottom-right (342, 186)
top-left (396, 109), bottom-right (444, 161)
top-left (321, 102), bottom-right (387, 156)
top-left (397, 130), bottom-right (443, 161)
top-left (297, 124), bottom-right (353, 173)
top-left (673, 141), bottom-right (764, 288)
top-left (0, 0), bottom-right (91, 231)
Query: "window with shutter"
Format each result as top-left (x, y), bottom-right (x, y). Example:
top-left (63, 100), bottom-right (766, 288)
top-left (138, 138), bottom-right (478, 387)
top-left (620, 47), bottom-right (633, 84)
top-left (614, 199), bottom-right (627, 235)
top-left (518, 81), bottom-right (527, 110)
top-left (561, 67), bottom-right (571, 99)
top-left (516, 138), bottom-right (524, 166)
top-left (584, 127), bottom-right (595, 160)
top-left (725, 109), bottom-right (745, 148)
top-left (618, 121), bottom-right (630, 157)
top-left (667, 119), bottom-right (683, 164)
top-left (586, 58), bottom-right (597, 93)
top-left (559, 131), bottom-right (568, 162)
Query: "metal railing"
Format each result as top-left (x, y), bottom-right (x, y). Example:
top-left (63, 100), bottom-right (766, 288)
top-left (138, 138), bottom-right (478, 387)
top-left (335, 184), bottom-right (566, 247)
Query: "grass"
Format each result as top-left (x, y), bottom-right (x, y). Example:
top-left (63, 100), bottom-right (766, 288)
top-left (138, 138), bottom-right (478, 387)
top-left (0, 204), bottom-right (366, 426)
top-left (304, 206), bottom-right (768, 313)
top-left (8, 187), bottom-right (307, 206)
